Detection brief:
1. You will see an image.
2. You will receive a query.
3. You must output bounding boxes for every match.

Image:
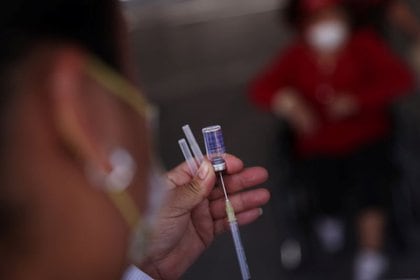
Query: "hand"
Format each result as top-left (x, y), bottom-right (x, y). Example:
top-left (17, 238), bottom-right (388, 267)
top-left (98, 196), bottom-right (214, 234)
top-left (272, 89), bottom-right (319, 135)
top-left (327, 94), bottom-right (358, 121)
top-left (138, 154), bottom-right (270, 279)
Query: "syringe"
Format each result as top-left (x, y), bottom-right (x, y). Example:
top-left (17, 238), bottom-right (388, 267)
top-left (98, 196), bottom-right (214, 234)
top-left (202, 125), bottom-right (251, 280)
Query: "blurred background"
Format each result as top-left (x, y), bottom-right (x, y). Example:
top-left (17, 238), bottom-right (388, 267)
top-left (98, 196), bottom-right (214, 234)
top-left (121, 0), bottom-right (420, 279)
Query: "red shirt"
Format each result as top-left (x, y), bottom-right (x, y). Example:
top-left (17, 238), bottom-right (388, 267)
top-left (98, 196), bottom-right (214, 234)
top-left (250, 29), bottom-right (413, 157)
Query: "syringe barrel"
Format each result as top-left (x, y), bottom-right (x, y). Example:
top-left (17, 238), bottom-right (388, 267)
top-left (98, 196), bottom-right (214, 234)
top-left (230, 220), bottom-right (251, 280)
top-left (202, 125), bottom-right (226, 172)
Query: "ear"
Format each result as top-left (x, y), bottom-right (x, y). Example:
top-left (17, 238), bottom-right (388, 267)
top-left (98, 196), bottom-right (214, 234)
top-left (47, 48), bottom-right (112, 173)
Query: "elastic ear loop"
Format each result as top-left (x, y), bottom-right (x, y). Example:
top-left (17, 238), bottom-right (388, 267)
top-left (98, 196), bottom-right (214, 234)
top-left (86, 55), bottom-right (154, 118)
top-left (104, 148), bottom-right (140, 229)
top-left (86, 56), bottom-right (160, 261)
top-left (104, 149), bottom-right (150, 262)
top-left (106, 192), bottom-right (139, 229)
top-left (85, 58), bottom-right (145, 228)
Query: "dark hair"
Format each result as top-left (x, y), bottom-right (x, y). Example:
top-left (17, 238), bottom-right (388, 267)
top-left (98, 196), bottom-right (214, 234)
top-left (281, 0), bottom-right (349, 31)
top-left (342, 0), bottom-right (392, 32)
top-left (0, 0), bottom-right (123, 120)
top-left (1, 0), bottom-right (121, 70)
top-left (0, 0), bottom-right (122, 265)
top-left (283, 0), bottom-right (392, 32)
top-left (282, 0), bottom-right (302, 29)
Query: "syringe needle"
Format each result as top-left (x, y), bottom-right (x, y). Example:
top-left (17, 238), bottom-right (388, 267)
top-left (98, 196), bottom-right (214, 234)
top-left (218, 172), bottom-right (229, 201)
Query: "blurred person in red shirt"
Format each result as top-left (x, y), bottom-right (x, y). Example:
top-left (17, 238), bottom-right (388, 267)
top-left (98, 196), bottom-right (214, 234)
top-left (250, 0), bottom-right (413, 279)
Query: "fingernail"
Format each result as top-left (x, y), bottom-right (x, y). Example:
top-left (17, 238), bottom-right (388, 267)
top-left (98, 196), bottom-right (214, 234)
top-left (258, 208), bottom-right (264, 216)
top-left (198, 162), bottom-right (210, 180)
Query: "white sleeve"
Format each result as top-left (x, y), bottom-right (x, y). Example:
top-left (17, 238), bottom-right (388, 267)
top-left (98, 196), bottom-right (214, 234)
top-left (122, 265), bottom-right (154, 280)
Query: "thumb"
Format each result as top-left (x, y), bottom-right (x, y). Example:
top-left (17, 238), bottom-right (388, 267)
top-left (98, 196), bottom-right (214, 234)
top-left (170, 161), bottom-right (216, 213)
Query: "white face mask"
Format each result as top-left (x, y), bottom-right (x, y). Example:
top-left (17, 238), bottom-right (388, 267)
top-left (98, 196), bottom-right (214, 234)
top-left (306, 20), bottom-right (348, 53)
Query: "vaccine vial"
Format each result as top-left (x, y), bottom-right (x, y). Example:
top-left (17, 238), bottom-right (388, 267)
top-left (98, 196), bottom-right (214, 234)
top-left (202, 125), bottom-right (226, 172)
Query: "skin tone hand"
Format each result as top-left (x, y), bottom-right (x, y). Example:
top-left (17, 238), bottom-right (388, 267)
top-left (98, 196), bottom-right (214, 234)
top-left (138, 154), bottom-right (270, 280)
top-left (272, 89), bottom-right (320, 135)
top-left (327, 93), bottom-right (358, 121)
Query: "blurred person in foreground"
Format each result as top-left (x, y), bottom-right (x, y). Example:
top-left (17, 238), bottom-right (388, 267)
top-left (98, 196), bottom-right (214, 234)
top-left (250, 0), bottom-right (413, 279)
top-left (0, 1), bottom-right (270, 279)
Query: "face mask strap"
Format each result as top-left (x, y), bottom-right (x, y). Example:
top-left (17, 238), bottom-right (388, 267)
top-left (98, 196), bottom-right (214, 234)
top-left (104, 147), bottom-right (141, 229)
top-left (86, 55), bottom-right (154, 118)
top-left (86, 53), bottom-right (161, 170)
top-left (85, 54), bottom-right (169, 263)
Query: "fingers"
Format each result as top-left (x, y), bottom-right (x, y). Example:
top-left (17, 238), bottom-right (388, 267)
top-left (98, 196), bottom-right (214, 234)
top-left (327, 94), bottom-right (358, 120)
top-left (212, 186), bottom-right (270, 234)
top-left (209, 167), bottom-right (268, 200)
top-left (210, 188), bottom-right (270, 220)
top-left (224, 154), bottom-right (244, 174)
top-left (165, 162), bottom-right (195, 189)
top-left (165, 154), bottom-right (244, 189)
top-left (163, 154), bottom-right (268, 217)
top-left (166, 161), bottom-right (216, 215)
top-left (214, 208), bottom-right (264, 235)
